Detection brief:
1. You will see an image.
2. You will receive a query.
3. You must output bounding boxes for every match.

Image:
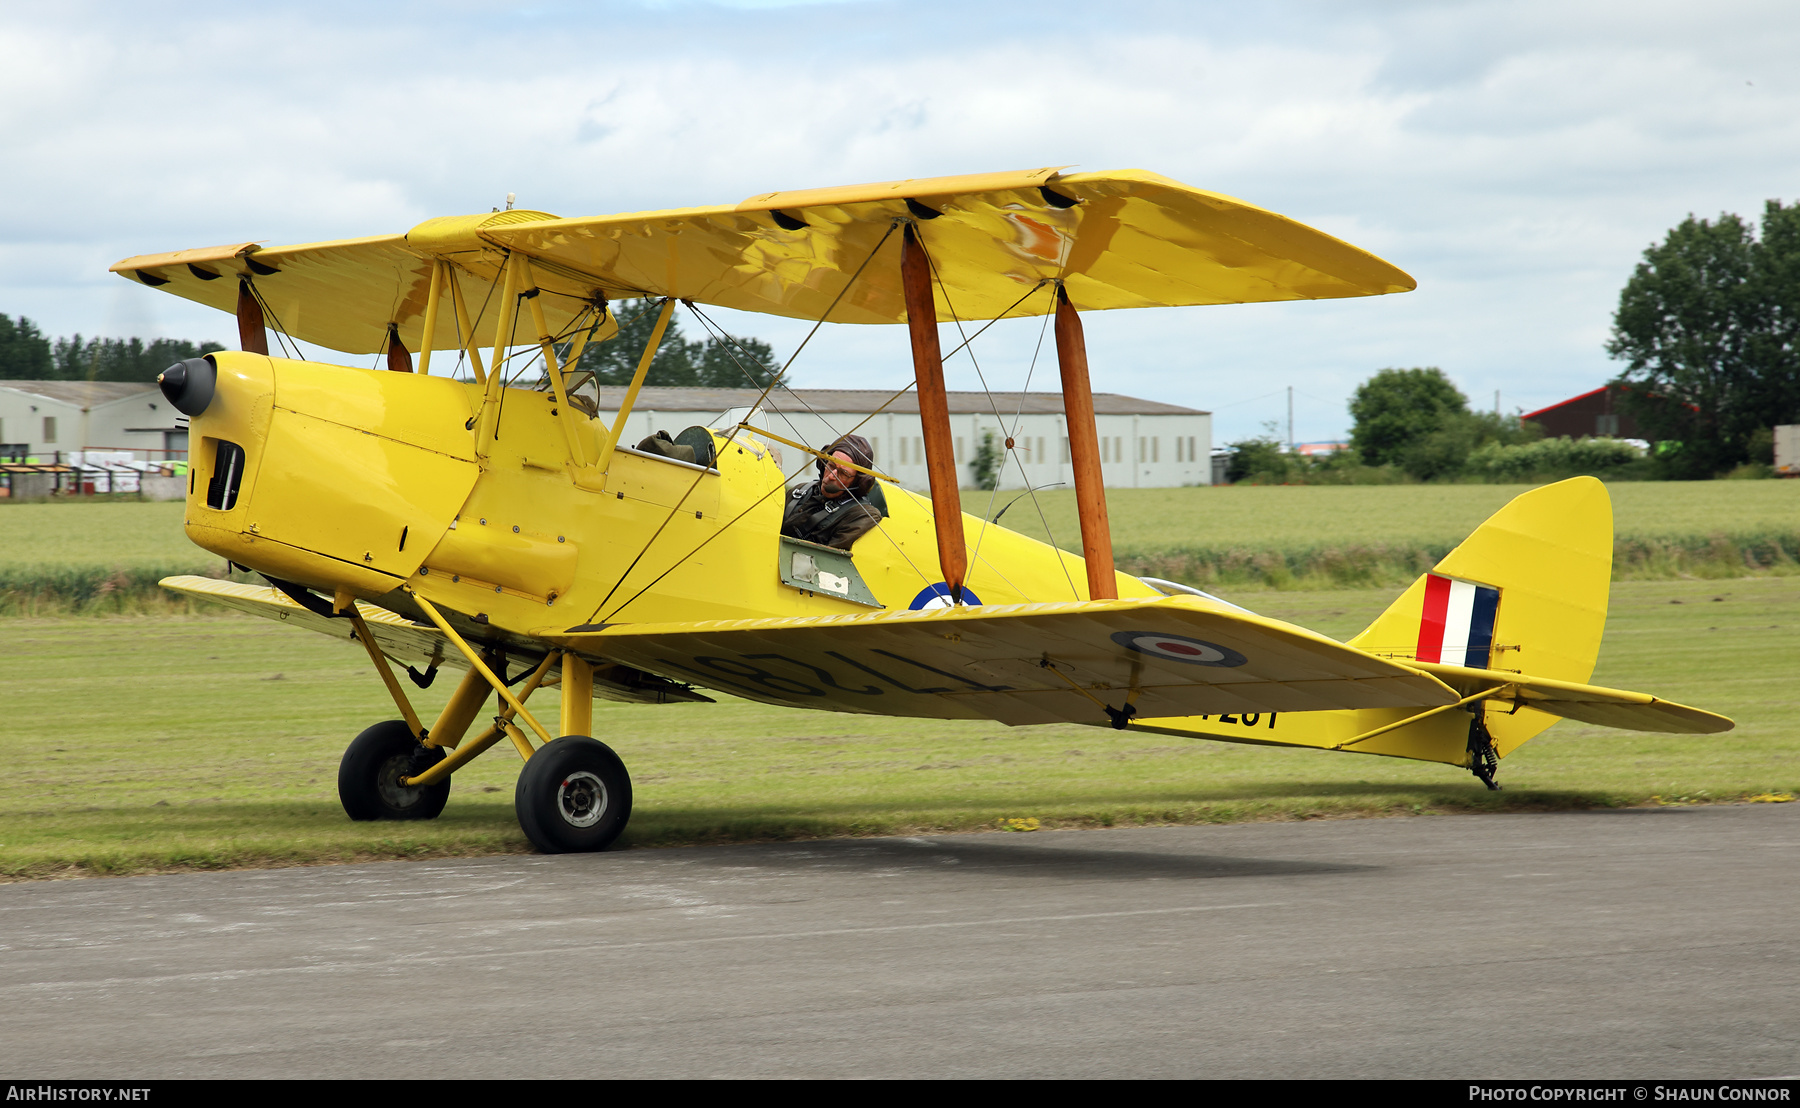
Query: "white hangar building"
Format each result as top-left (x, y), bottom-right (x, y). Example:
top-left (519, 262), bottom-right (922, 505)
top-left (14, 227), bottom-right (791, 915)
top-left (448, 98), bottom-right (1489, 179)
top-left (0, 378), bottom-right (1214, 490)
top-left (595, 386), bottom-right (1213, 490)
top-left (0, 380), bottom-right (185, 461)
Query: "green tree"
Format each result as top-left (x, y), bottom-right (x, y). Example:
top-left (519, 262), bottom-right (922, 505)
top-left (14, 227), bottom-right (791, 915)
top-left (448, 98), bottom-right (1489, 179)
top-left (0, 314), bottom-right (53, 379)
top-left (1400, 409), bottom-right (1543, 482)
top-left (1607, 201), bottom-right (1800, 477)
top-left (1224, 430), bottom-right (1289, 483)
top-left (970, 428), bottom-right (1003, 490)
top-left (575, 301), bottom-right (780, 389)
top-left (1348, 367), bottom-right (1469, 467)
top-left (51, 335), bottom-right (225, 382)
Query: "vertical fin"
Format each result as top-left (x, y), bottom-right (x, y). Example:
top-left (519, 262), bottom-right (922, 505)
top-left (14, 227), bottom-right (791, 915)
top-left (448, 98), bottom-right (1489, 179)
top-left (1350, 476), bottom-right (1614, 757)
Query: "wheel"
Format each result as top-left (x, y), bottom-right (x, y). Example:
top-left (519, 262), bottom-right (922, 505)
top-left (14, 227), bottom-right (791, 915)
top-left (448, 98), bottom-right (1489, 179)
top-left (338, 720), bottom-right (450, 821)
top-left (514, 736), bottom-right (633, 853)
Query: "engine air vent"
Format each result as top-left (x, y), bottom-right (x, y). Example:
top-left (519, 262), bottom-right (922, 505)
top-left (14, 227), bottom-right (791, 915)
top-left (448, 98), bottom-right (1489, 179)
top-left (206, 439), bottom-right (245, 511)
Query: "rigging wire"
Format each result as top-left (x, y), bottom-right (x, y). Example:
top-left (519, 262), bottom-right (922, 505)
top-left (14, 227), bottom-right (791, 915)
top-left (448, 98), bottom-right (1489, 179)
top-left (683, 300), bottom-right (837, 453)
top-left (914, 234), bottom-right (1012, 558)
top-left (910, 235), bottom-right (1076, 600)
top-left (691, 272), bottom-right (1055, 491)
top-left (852, 488), bottom-right (939, 595)
top-left (451, 264), bottom-right (503, 383)
top-left (771, 276), bottom-right (1052, 481)
top-left (991, 482), bottom-right (1065, 524)
top-left (975, 299), bottom-right (1080, 599)
top-left (243, 280), bottom-right (304, 362)
top-left (591, 224), bottom-right (1084, 622)
top-left (589, 224), bottom-right (902, 623)
top-left (990, 299), bottom-right (1080, 599)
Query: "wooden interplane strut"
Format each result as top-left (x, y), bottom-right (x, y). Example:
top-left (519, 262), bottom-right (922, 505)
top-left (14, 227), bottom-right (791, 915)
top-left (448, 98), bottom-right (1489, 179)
top-left (900, 224), bottom-right (968, 601)
top-left (1053, 284), bottom-right (1116, 599)
top-left (235, 279), bottom-right (268, 355)
top-left (385, 324), bottom-right (413, 373)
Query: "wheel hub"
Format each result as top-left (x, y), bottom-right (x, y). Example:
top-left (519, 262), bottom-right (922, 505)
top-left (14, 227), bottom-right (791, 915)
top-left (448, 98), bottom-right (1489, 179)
top-left (557, 771), bottom-right (608, 827)
top-left (375, 753), bottom-right (423, 810)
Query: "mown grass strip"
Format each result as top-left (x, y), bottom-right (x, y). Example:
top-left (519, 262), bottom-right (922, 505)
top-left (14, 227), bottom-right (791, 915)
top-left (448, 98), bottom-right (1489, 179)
top-left (6, 484), bottom-right (1798, 612)
top-left (0, 564), bottom-right (255, 616)
top-left (5, 527), bottom-right (1793, 614)
top-left (0, 577), bottom-right (1792, 880)
top-left (1118, 528), bottom-right (1800, 589)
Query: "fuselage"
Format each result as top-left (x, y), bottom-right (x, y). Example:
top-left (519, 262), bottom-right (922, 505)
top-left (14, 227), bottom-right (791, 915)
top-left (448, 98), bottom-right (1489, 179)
top-left (178, 351), bottom-right (1158, 639)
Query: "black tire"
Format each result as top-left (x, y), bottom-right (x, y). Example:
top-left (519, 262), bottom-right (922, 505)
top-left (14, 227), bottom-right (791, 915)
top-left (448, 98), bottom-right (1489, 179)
top-left (514, 736), bottom-right (632, 853)
top-left (338, 720), bottom-right (450, 821)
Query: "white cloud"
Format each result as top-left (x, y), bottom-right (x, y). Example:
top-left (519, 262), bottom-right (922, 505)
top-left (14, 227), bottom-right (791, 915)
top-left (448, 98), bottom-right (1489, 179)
top-left (3, 0), bottom-right (1798, 443)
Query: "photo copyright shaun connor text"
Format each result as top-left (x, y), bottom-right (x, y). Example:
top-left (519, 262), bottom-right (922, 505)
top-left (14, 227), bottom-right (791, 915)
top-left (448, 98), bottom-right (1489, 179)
top-left (1471, 1089), bottom-right (1792, 1102)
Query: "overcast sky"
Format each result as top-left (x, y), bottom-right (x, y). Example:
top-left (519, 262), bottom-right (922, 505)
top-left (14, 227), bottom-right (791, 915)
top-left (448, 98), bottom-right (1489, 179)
top-left (3, 0), bottom-right (1795, 444)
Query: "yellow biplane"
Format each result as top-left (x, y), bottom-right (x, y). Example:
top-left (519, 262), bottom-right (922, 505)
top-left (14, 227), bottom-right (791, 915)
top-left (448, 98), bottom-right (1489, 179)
top-left (113, 167), bottom-right (1731, 852)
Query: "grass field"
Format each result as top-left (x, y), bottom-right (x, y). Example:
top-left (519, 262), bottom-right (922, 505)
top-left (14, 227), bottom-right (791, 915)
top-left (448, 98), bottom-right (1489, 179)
top-left (988, 480), bottom-right (1800, 553)
top-left (0, 500), bottom-right (208, 570)
top-left (2, 575), bottom-right (1792, 880)
top-left (3, 480), bottom-right (1797, 611)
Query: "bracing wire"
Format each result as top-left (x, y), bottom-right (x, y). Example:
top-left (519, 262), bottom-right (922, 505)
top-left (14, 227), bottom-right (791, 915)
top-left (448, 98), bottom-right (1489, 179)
top-left (588, 224), bottom-right (902, 623)
top-left (969, 296), bottom-right (1078, 599)
top-left (780, 276), bottom-right (1053, 480)
top-left (244, 281), bottom-right (303, 362)
top-left (683, 300), bottom-right (839, 451)
top-left (906, 237), bottom-right (1072, 600)
top-left (997, 302), bottom-right (1080, 599)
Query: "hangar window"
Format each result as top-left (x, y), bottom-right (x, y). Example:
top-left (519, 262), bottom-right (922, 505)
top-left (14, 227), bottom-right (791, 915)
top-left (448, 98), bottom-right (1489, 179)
top-left (42, 416), bottom-right (56, 443)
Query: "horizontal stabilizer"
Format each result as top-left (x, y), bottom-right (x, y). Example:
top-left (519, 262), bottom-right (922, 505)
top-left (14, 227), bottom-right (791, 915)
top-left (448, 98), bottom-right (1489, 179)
top-left (1408, 661), bottom-right (1735, 735)
top-left (539, 594), bottom-right (1458, 727)
top-left (1122, 660), bottom-right (1732, 770)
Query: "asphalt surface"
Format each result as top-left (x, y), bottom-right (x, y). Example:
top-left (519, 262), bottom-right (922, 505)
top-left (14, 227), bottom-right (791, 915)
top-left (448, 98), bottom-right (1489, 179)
top-left (3, 804), bottom-right (1798, 1079)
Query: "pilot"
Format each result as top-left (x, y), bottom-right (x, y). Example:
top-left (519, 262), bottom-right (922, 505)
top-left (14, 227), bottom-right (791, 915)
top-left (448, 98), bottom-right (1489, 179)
top-left (781, 433), bottom-right (886, 550)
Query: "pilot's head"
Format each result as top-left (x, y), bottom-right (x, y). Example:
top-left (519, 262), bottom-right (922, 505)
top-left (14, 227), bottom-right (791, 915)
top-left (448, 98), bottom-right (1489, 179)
top-left (817, 434), bottom-right (873, 499)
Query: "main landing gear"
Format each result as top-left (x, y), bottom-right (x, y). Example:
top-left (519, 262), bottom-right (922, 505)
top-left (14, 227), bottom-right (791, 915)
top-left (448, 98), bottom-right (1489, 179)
top-left (338, 720), bottom-right (450, 820)
top-left (333, 595), bottom-right (634, 852)
top-left (514, 736), bottom-right (633, 853)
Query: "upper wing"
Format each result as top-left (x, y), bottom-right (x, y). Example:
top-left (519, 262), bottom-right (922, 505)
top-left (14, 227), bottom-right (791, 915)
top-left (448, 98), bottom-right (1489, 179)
top-left (158, 576), bottom-right (708, 706)
top-left (112, 168), bottom-right (1415, 345)
top-left (539, 594), bottom-right (1457, 726)
top-left (486, 168), bottom-right (1415, 324)
top-left (1409, 660), bottom-right (1734, 734)
top-left (109, 212), bottom-right (618, 356)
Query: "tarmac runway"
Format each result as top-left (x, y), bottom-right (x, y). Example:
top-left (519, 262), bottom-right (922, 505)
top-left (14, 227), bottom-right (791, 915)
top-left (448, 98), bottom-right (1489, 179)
top-left (3, 804), bottom-right (1798, 1079)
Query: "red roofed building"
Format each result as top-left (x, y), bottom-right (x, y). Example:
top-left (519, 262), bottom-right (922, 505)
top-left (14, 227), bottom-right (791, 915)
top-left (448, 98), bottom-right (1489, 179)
top-left (1521, 384), bottom-right (1657, 441)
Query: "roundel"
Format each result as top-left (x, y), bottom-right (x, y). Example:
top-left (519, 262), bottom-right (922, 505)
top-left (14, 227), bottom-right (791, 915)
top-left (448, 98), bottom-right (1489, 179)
top-left (1110, 630), bottom-right (1247, 667)
top-left (910, 583), bottom-right (982, 610)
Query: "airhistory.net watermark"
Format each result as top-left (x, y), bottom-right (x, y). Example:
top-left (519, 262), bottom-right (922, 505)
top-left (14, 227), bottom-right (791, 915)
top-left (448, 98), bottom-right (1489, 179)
top-left (5, 1089), bottom-right (150, 1102)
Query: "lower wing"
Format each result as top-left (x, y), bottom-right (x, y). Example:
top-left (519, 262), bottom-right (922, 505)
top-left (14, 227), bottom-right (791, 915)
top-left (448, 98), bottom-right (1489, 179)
top-left (539, 594), bottom-right (1460, 726)
top-left (158, 575), bottom-right (709, 705)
